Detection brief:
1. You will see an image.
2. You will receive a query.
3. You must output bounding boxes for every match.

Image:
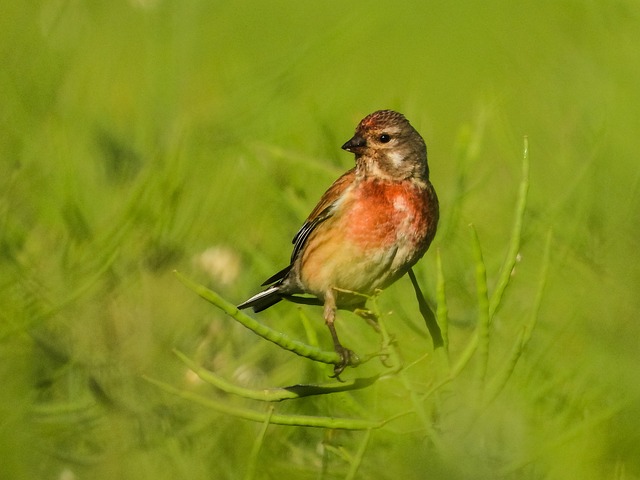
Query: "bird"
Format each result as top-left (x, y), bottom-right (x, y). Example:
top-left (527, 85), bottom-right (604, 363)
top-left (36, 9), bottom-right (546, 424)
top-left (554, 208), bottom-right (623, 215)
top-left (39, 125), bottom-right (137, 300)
top-left (238, 110), bottom-right (439, 376)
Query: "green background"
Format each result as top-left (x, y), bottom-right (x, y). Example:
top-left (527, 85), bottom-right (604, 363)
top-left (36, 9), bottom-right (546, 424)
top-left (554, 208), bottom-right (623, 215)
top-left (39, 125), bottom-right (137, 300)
top-left (2, 1), bottom-right (639, 479)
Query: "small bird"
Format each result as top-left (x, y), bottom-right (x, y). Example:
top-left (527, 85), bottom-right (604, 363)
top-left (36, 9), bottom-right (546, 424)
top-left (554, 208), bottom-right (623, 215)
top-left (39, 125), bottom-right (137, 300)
top-left (238, 110), bottom-right (439, 376)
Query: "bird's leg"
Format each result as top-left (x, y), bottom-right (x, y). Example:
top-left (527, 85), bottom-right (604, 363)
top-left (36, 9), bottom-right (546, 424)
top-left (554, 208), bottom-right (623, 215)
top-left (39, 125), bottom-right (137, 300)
top-left (324, 289), bottom-right (356, 378)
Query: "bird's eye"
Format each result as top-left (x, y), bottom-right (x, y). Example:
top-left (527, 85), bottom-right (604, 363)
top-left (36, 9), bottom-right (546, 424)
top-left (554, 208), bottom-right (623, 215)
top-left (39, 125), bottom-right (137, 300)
top-left (379, 134), bottom-right (391, 143)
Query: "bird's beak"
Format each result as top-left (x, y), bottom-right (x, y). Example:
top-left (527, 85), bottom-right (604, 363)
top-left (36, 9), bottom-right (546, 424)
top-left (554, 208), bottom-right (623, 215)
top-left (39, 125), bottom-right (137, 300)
top-left (341, 134), bottom-right (367, 153)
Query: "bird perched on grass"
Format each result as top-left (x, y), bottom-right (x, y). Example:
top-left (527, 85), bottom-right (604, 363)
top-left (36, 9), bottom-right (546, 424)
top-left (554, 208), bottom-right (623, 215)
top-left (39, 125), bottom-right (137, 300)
top-left (238, 110), bottom-right (439, 376)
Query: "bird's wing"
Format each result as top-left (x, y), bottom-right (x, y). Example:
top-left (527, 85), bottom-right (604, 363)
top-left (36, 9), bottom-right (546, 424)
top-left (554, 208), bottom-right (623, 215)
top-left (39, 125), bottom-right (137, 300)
top-left (290, 168), bottom-right (356, 263)
top-left (260, 168), bottom-right (355, 287)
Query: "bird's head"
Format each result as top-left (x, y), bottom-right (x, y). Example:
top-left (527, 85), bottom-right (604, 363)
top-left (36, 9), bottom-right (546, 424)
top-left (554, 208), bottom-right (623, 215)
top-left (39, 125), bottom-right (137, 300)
top-left (342, 110), bottom-right (429, 181)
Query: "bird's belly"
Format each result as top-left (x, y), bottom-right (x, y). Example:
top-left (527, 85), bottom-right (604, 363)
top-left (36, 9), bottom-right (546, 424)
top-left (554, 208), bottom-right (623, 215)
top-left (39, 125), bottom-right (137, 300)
top-left (299, 238), bottom-right (399, 301)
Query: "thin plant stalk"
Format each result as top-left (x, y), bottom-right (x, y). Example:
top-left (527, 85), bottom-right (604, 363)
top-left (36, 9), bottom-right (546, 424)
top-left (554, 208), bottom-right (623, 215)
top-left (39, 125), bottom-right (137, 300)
top-left (173, 349), bottom-right (386, 402)
top-left (484, 229), bottom-right (552, 405)
top-left (243, 406), bottom-right (273, 480)
top-left (469, 224), bottom-right (491, 392)
top-left (345, 429), bottom-right (373, 480)
top-left (175, 271), bottom-right (341, 365)
top-left (449, 136), bottom-right (530, 380)
top-left (143, 375), bottom-right (384, 430)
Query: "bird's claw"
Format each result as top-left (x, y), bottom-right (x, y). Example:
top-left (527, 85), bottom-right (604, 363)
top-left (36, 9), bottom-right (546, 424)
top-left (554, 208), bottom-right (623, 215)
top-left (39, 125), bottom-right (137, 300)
top-left (331, 346), bottom-right (359, 380)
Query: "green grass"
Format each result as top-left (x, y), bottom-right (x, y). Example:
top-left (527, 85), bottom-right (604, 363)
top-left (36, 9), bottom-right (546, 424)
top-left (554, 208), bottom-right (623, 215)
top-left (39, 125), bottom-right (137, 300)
top-left (2, 1), bottom-right (640, 479)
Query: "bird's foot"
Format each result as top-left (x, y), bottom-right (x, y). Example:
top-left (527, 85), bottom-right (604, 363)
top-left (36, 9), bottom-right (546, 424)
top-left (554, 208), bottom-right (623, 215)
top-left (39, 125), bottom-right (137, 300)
top-left (330, 346), bottom-right (360, 381)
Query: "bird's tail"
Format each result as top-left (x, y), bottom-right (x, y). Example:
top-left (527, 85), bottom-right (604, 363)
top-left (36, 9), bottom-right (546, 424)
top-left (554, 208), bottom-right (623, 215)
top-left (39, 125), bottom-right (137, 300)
top-left (237, 285), bottom-right (282, 313)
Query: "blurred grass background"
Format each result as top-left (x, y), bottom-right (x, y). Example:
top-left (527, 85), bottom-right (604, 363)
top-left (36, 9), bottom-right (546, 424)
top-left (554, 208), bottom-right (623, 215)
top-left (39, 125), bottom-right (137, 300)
top-left (2, 1), bottom-right (640, 479)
